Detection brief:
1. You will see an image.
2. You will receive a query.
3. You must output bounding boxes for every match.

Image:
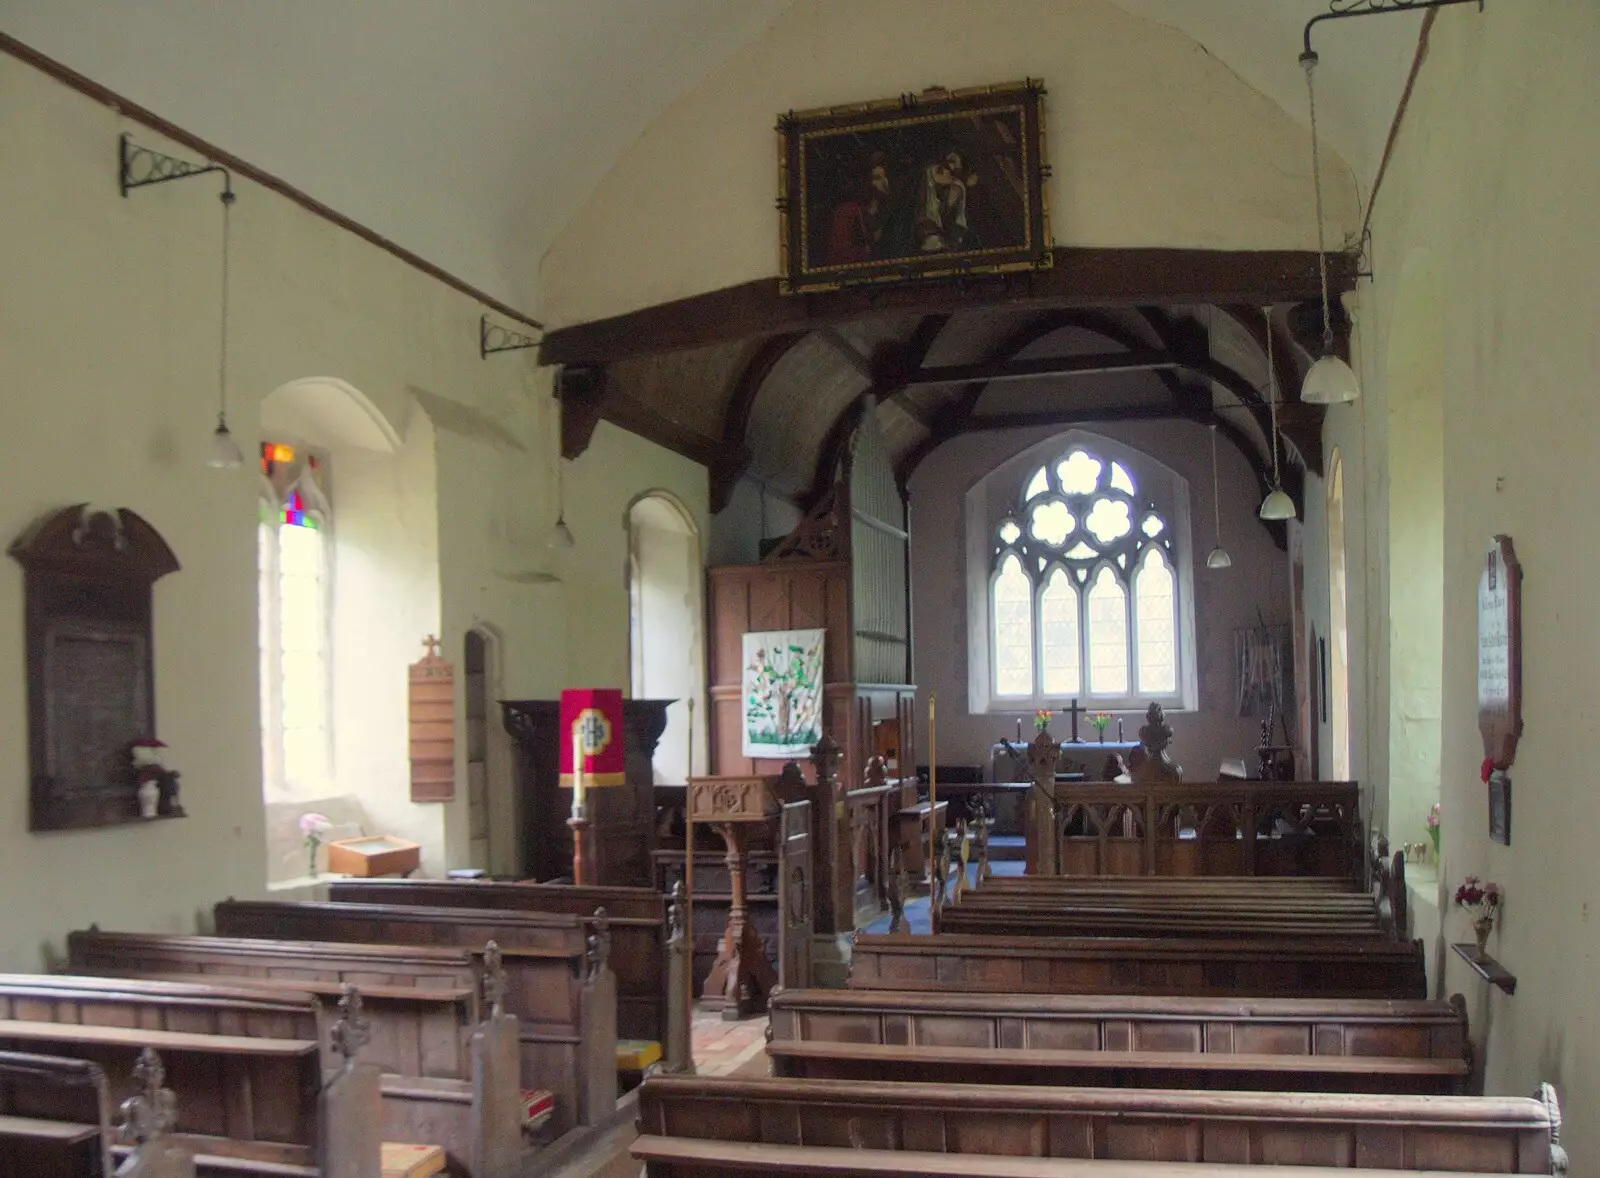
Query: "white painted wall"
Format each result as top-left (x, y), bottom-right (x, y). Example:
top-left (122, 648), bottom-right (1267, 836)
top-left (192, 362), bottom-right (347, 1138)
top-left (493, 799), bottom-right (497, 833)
top-left (1301, 2), bottom-right (1600, 1154)
top-left (629, 494), bottom-right (707, 782)
top-left (911, 420), bottom-right (1291, 779)
top-left (540, 0), bottom-right (1359, 326)
top-left (0, 52), bottom-right (706, 968)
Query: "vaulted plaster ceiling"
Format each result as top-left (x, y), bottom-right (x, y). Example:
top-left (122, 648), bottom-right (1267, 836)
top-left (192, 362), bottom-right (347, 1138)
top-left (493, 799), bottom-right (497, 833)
top-left (0, 0), bottom-right (791, 311)
top-left (1, 0), bottom-right (1428, 317)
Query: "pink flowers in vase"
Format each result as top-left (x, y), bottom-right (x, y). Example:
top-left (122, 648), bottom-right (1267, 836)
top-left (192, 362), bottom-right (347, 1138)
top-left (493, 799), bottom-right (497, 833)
top-left (299, 812), bottom-right (332, 877)
top-left (1453, 875), bottom-right (1501, 955)
top-left (1426, 802), bottom-right (1441, 858)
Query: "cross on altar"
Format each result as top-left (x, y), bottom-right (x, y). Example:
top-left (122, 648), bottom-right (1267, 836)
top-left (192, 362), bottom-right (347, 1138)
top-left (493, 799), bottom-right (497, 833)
top-left (421, 635), bottom-right (441, 659)
top-left (1064, 699), bottom-right (1084, 743)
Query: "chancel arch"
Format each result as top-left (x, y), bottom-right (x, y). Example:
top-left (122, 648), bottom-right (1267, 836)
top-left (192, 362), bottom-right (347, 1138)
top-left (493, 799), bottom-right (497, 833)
top-left (627, 489), bottom-right (706, 783)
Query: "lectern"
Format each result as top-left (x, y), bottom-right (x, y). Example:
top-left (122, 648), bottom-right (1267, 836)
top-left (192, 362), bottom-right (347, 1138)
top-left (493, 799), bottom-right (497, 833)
top-left (689, 768), bottom-right (804, 1018)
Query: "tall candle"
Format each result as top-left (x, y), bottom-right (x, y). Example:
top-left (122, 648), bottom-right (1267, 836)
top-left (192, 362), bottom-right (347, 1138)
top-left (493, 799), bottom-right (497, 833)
top-left (572, 728), bottom-right (586, 810)
top-left (928, 694), bottom-right (937, 876)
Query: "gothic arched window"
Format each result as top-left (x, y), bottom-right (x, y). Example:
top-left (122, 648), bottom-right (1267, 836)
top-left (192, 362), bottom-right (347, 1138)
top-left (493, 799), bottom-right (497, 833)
top-left (985, 443), bottom-right (1189, 708)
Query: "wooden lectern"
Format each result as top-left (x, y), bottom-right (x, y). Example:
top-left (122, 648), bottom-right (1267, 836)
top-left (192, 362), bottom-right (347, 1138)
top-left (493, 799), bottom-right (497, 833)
top-left (689, 768), bottom-right (804, 1019)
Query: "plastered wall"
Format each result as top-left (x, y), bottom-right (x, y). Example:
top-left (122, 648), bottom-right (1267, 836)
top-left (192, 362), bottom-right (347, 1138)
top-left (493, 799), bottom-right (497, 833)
top-left (0, 52), bottom-right (706, 967)
top-left (1300, 2), bottom-right (1599, 1153)
top-left (540, 0), bottom-right (1359, 326)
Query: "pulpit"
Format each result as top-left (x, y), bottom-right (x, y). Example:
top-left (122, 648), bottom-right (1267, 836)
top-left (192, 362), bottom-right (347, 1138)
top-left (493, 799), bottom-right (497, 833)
top-left (501, 698), bottom-right (669, 885)
top-left (689, 768), bottom-right (806, 1018)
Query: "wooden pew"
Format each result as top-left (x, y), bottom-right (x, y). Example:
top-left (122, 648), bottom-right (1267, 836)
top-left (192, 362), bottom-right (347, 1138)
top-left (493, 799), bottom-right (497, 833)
top-left (938, 900), bottom-right (1385, 939)
top-left (848, 932), bottom-right (1427, 999)
top-left (766, 989), bottom-right (1470, 1095)
top-left (633, 1075), bottom-right (1567, 1174)
top-left (213, 898), bottom-right (615, 1136)
top-left (327, 877), bottom-right (671, 1051)
top-left (0, 1051), bottom-right (116, 1178)
top-left (0, 978), bottom-right (379, 1176)
top-left (62, 936), bottom-right (524, 1178)
top-left (67, 928), bottom-right (480, 1079)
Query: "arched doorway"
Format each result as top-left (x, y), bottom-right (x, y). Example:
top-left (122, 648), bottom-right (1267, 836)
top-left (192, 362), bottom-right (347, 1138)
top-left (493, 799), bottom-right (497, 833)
top-left (627, 492), bottom-right (705, 783)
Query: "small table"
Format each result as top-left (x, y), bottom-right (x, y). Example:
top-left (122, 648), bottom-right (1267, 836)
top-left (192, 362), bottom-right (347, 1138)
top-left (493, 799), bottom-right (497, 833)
top-left (688, 775), bottom-right (784, 1020)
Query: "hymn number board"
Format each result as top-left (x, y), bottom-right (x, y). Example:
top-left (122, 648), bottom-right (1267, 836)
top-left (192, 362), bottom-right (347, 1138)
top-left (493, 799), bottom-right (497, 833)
top-left (1477, 536), bottom-right (1522, 846)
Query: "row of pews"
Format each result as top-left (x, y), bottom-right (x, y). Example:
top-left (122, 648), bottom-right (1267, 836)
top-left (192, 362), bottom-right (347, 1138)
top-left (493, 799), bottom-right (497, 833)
top-left (0, 877), bottom-right (692, 1177)
top-left (630, 852), bottom-right (1569, 1177)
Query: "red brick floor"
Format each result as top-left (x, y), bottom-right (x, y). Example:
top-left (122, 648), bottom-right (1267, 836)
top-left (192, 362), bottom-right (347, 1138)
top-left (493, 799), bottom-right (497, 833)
top-left (691, 1003), bottom-right (770, 1077)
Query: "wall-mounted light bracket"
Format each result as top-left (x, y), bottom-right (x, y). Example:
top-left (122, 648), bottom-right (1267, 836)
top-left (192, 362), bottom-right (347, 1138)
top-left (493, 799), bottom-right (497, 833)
top-left (119, 133), bottom-right (229, 197)
top-left (1303, 0), bottom-right (1484, 57)
top-left (480, 314), bottom-right (542, 358)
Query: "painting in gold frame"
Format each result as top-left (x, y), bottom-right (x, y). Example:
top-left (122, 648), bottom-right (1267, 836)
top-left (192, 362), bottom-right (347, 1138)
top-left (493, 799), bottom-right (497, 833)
top-left (777, 79), bottom-right (1051, 295)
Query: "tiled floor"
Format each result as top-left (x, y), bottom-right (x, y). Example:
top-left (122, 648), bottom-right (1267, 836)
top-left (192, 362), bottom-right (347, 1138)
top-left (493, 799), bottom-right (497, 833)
top-left (691, 1004), bottom-right (771, 1076)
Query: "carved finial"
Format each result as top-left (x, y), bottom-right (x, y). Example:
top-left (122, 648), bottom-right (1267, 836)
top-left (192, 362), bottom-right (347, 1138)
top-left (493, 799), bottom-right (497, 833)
top-left (864, 755), bottom-right (888, 789)
top-left (810, 734), bottom-right (842, 791)
top-left (587, 908), bottom-right (612, 978)
top-left (667, 883), bottom-right (687, 949)
top-left (482, 941), bottom-right (508, 1017)
top-left (120, 1048), bottom-right (177, 1145)
top-left (422, 634), bottom-right (441, 659)
top-left (1140, 702), bottom-right (1172, 753)
top-left (331, 983), bottom-right (371, 1066)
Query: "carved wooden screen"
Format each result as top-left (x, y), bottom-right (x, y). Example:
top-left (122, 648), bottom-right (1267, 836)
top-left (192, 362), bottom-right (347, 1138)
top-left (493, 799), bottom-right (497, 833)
top-left (777, 799), bottom-right (814, 990)
top-left (847, 405), bottom-right (909, 685)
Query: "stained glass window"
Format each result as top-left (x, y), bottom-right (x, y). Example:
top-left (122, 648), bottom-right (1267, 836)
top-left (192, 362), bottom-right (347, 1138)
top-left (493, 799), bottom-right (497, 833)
top-left (986, 440), bottom-right (1184, 706)
top-left (259, 446), bottom-right (332, 798)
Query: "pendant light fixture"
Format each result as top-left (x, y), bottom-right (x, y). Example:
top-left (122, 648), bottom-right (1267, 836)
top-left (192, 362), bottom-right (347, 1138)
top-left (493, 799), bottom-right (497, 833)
top-left (547, 457), bottom-right (575, 549)
top-left (206, 183), bottom-right (244, 469)
top-left (1259, 306), bottom-right (1297, 522)
top-left (1298, 46), bottom-right (1360, 405)
top-left (1205, 423), bottom-right (1232, 569)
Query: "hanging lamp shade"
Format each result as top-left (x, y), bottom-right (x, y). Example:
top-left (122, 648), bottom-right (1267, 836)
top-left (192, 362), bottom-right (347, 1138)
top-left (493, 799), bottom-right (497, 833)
top-left (1258, 487), bottom-right (1296, 521)
top-left (1302, 353), bottom-right (1360, 404)
top-left (546, 514), bottom-right (575, 549)
top-left (1206, 546), bottom-right (1233, 569)
top-left (207, 416), bottom-right (244, 469)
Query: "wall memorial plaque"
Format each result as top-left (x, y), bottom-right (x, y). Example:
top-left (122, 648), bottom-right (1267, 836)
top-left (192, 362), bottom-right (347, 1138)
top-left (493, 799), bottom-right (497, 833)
top-left (1477, 536), bottom-right (1521, 848)
top-left (1477, 536), bottom-right (1522, 768)
top-left (10, 506), bottom-right (180, 832)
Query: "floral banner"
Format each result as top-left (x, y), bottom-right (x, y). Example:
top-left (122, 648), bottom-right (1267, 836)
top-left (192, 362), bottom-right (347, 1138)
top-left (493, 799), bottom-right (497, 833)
top-left (741, 629), bottom-right (825, 758)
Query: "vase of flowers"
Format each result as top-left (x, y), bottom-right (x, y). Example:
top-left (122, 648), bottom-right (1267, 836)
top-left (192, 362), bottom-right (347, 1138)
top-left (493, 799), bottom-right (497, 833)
top-left (1426, 803), bottom-right (1441, 861)
top-left (299, 812), bottom-right (332, 877)
top-left (1453, 875), bottom-right (1501, 956)
top-left (1090, 713), bottom-right (1112, 743)
top-left (1034, 709), bottom-right (1052, 734)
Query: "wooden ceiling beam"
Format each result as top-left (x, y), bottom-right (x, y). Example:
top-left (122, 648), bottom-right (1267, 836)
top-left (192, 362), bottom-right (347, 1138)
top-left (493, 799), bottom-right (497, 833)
top-left (902, 349), bottom-right (1178, 388)
top-left (540, 247), bottom-right (1359, 368)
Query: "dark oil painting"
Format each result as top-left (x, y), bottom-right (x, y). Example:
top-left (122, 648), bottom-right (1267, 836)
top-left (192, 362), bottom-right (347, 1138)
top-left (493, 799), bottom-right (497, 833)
top-left (778, 80), bottom-right (1050, 294)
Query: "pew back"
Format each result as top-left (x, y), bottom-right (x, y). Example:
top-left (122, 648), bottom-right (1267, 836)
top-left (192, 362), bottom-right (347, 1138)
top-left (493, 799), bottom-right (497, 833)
top-left (329, 878), bottom-right (667, 1043)
top-left (636, 1076), bottom-right (1561, 1173)
top-left (848, 933), bottom-right (1428, 999)
top-left (212, 899), bottom-right (613, 1135)
top-left (67, 929), bottom-right (478, 1080)
top-left (0, 1051), bottom-right (114, 1178)
top-left (767, 989), bottom-right (1469, 1095)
